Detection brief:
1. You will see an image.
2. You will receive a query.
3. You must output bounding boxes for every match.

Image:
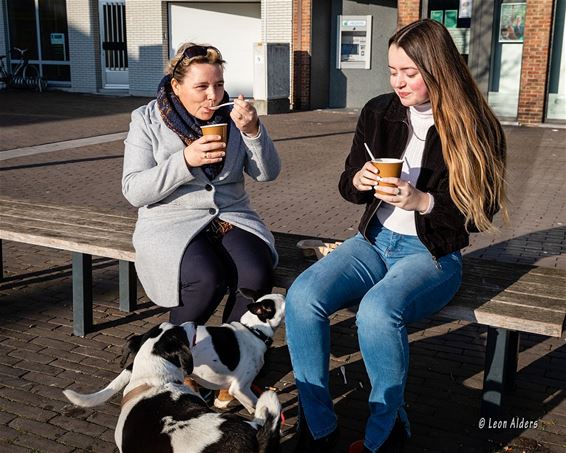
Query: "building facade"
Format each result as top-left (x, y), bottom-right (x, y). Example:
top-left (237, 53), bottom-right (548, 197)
top-left (0, 0), bottom-right (292, 108)
top-left (294, 0), bottom-right (565, 124)
top-left (1, 0), bottom-right (564, 124)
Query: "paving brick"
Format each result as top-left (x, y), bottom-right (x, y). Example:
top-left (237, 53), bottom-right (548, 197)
top-left (49, 414), bottom-right (107, 437)
top-left (0, 440), bottom-right (30, 453)
top-left (12, 431), bottom-right (75, 453)
top-left (57, 430), bottom-right (117, 452)
top-left (8, 417), bottom-right (66, 440)
top-left (0, 364), bottom-right (27, 379)
top-left (0, 396), bottom-right (57, 422)
top-left (20, 371), bottom-right (76, 389)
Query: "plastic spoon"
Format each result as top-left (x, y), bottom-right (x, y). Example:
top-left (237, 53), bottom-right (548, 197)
top-left (209, 101), bottom-right (235, 110)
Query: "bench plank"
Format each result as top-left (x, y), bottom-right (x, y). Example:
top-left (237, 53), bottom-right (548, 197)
top-left (0, 205), bottom-right (135, 232)
top-left (457, 287), bottom-right (566, 313)
top-left (440, 297), bottom-right (565, 337)
top-left (1, 216), bottom-right (133, 243)
top-left (0, 198), bottom-right (133, 224)
top-left (0, 223), bottom-right (135, 261)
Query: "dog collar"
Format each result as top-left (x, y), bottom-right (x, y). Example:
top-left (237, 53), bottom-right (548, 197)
top-left (121, 383), bottom-right (153, 407)
top-left (239, 323), bottom-right (273, 347)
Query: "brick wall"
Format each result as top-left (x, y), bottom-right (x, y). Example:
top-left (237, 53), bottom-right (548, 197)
top-left (517, 0), bottom-right (554, 125)
top-left (125, 0), bottom-right (167, 96)
top-left (263, 0), bottom-right (293, 107)
top-left (263, 0), bottom-right (292, 42)
top-left (66, 0), bottom-right (100, 93)
top-left (397, 0), bottom-right (420, 28)
top-left (292, 0), bottom-right (311, 109)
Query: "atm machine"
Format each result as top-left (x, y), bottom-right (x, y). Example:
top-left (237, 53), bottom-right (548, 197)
top-left (336, 15), bottom-right (372, 69)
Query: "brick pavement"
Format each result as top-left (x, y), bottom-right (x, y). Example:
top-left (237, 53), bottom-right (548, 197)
top-left (0, 91), bottom-right (565, 452)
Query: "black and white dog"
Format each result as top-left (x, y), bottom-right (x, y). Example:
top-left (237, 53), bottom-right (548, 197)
top-left (63, 322), bottom-right (281, 453)
top-left (184, 291), bottom-right (286, 413)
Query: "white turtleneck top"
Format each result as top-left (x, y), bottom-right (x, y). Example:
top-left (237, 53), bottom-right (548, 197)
top-left (376, 102), bottom-right (434, 236)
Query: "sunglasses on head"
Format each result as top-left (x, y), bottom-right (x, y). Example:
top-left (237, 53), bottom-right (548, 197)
top-left (172, 45), bottom-right (221, 78)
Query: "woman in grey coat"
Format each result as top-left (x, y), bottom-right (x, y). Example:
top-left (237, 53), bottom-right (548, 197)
top-left (122, 43), bottom-right (280, 332)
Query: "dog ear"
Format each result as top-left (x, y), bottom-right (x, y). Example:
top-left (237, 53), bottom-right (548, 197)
top-left (238, 288), bottom-right (261, 302)
top-left (154, 327), bottom-right (193, 373)
top-left (120, 324), bottom-right (165, 368)
top-left (178, 343), bottom-right (194, 376)
top-left (120, 334), bottom-right (144, 368)
top-left (247, 299), bottom-right (276, 323)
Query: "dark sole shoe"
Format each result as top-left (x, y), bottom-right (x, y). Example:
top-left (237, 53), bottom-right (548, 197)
top-left (293, 405), bottom-right (339, 453)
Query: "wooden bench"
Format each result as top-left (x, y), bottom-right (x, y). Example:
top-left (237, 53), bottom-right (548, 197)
top-left (1, 196), bottom-right (565, 417)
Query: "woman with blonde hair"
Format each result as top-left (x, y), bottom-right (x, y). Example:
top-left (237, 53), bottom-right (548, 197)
top-left (122, 43), bottom-right (280, 407)
top-left (286, 19), bottom-right (506, 452)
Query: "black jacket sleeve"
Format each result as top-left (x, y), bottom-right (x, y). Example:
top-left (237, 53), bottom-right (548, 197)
top-left (338, 105), bottom-right (374, 205)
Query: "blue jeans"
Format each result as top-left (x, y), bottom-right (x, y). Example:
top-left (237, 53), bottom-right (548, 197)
top-left (286, 220), bottom-right (463, 452)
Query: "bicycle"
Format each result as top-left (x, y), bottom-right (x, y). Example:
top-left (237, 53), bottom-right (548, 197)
top-left (0, 47), bottom-right (47, 92)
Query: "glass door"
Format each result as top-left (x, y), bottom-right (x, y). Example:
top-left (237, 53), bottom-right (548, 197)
top-left (488, 0), bottom-right (526, 119)
top-left (546, 0), bottom-right (566, 121)
top-left (6, 0), bottom-right (70, 85)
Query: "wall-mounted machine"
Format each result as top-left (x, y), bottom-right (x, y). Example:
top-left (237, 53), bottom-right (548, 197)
top-left (336, 15), bottom-right (372, 69)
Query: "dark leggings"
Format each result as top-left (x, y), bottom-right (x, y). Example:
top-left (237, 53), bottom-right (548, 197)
top-left (169, 226), bottom-right (274, 325)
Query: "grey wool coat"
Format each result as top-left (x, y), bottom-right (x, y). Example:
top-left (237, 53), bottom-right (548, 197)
top-left (122, 100), bottom-right (281, 308)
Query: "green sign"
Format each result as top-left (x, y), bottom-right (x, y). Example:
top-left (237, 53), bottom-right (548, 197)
top-left (50, 33), bottom-right (65, 45)
top-left (444, 10), bottom-right (458, 28)
top-left (430, 10), bottom-right (444, 23)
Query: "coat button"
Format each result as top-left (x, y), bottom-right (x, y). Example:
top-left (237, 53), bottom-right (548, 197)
top-left (205, 184), bottom-right (213, 191)
top-left (209, 208), bottom-right (217, 215)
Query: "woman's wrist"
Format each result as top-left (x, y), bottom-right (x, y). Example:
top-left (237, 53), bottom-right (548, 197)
top-left (418, 192), bottom-right (434, 215)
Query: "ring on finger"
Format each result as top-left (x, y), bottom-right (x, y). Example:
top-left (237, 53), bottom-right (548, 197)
top-left (204, 152), bottom-right (208, 159)
top-left (397, 187), bottom-right (402, 196)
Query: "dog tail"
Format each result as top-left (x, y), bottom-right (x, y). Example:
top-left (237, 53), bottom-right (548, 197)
top-left (63, 366), bottom-right (132, 408)
top-left (253, 390), bottom-right (282, 453)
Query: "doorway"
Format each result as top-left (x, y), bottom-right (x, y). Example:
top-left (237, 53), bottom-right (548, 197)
top-left (99, 0), bottom-right (128, 88)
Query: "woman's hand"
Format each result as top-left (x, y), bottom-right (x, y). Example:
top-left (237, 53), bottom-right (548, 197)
top-left (353, 161), bottom-right (381, 191)
top-left (183, 135), bottom-right (226, 168)
top-left (230, 94), bottom-right (259, 137)
top-left (375, 177), bottom-right (429, 212)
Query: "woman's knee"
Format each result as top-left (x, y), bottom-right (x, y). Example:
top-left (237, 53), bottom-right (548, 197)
top-left (286, 270), bottom-right (332, 320)
top-left (238, 260), bottom-right (272, 292)
top-left (356, 296), bottom-right (401, 333)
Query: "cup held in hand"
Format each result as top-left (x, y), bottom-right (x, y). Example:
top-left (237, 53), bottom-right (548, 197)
top-left (371, 158), bottom-right (403, 195)
top-left (201, 123), bottom-right (228, 145)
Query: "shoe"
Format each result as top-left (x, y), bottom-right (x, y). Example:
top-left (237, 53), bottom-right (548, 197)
top-left (293, 405), bottom-right (339, 453)
top-left (348, 440), bottom-right (371, 453)
top-left (348, 417), bottom-right (406, 453)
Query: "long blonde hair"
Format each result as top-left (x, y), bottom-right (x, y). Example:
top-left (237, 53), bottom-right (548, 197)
top-left (389, 19), bottom-right (508, 232)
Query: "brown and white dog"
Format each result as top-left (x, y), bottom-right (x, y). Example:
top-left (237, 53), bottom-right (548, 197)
top-left (63, 322), bottom-right (281, 453)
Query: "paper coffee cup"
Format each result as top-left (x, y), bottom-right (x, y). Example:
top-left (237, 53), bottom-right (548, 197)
top-left (201, 123), bottom-right (228, 144)
top-left (371, 158), bottom-right (403, 195)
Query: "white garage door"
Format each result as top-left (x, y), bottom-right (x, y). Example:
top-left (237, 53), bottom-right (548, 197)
top-left (168, 2), bottom-right (261, 98)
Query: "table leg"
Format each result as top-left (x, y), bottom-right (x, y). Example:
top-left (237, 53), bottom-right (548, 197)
top-left (481, 327), bottom-right (519, 417)
top-left (72, 252), bottom-right (93, 337)
top-left (119, 260), bottom-right (137, 312)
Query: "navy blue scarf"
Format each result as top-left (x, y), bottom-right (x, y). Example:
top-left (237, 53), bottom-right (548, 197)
top-left (156, 74), bottom-right (230, 180)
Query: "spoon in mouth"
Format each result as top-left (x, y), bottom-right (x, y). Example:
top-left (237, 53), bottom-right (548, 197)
top-left (209, 101), bottom-right (235, 110)
top-left (209, 100), bottom-right (255, 110)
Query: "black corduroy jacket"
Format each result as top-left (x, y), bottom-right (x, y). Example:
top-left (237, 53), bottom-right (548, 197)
top-left (338, 93), bottom-right (504, 259)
